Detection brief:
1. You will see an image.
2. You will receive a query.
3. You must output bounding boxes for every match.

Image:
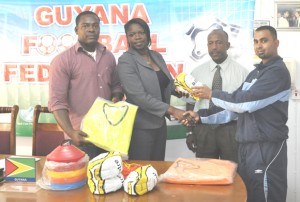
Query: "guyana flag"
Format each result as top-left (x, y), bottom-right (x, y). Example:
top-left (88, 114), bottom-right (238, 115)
top-left (5, 157), bottom-right (36, 182)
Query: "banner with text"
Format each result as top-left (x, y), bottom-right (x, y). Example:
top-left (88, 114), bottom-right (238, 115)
top-left (0, 0), bottom-right (255, 138)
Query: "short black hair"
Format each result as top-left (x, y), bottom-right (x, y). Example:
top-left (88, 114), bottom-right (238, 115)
top-left (209, 29), bottom-right (229, 41)
top-left (124, 18), bottom-right (151, 47)
top-left (255, 25), bottom-right (277, 39)
top-left (75, 11), bottom-right (99, 26)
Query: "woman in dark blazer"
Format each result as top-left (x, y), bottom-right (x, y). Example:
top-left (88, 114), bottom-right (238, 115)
top-left (117, 18), bottom-right (185, 160)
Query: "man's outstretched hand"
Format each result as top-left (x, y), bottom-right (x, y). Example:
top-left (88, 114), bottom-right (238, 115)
top-left (181, 111), bottom-right (199, 127)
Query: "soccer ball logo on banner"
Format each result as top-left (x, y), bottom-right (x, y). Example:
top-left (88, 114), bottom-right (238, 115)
top-left (57, 34), bottom-right (76, 52)
top-left (37, 34), bottom-right (76, 55)
top-left (185, 16), bottom-right (241, 61)
top-left (37, 34), bottom-right (57, 55)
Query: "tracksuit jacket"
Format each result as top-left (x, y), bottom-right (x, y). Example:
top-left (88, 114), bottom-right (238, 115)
top-left (197, 56), bottom-right (291, 202)
top-left (197, 56), bottom-right (291, 143)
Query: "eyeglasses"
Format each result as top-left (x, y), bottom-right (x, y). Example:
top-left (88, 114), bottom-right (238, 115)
top-left (127, 31), bottom-right (146, 38)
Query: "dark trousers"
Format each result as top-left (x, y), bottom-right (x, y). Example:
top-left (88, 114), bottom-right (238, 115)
top-left (128, 123), bottom-right (167, 161)
top-left (193, 121), bottom-right (238, 162)
top-left (238, 140), bottom-right (287, 202)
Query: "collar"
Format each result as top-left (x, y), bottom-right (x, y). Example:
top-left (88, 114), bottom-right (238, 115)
top-left (75, 41), bottom-right (106, 53)
top-left (254, 56), bottom-right (282, 70)
top-left (126, 47), bottom-right (154, 65)
top-left (127, 47), bottom-right (151, 56)
top-left (209, 56), bottom-right (230, 72)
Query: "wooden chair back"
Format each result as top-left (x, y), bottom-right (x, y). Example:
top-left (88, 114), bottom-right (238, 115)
top-left (0, 105), bottom-right (19, 155)
top-left (32, 105), bottom-right (64, 156)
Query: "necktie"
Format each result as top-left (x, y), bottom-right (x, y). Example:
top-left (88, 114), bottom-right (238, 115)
top-left (209, 65), bottom-right (222, 108)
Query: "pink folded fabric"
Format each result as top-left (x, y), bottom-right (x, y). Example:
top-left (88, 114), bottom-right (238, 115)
top-left (160, 158), bottom-right (237, 185)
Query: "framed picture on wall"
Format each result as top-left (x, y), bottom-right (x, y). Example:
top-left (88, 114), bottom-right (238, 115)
top-left (275, 1), bottom-right (300, 30)
top-left (254, 20), bottom-right (270, 29)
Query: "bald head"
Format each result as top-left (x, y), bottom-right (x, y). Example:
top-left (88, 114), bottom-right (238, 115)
top-left (208, 29), bottom-right (229, 42)
top-left (207, 29), bottom-right (230, 64)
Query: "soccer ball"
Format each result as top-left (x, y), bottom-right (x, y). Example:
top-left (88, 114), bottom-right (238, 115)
top-left (57, 34), bottom-right (76, 53)
top-left (37, 34), bottom-right (57, 55)
top-left (87, 152), bottom-right (124, 194)
top-left (123, 165), bottom-right (158, 195)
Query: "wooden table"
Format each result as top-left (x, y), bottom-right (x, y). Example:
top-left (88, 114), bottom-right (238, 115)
top-left (0, 156), bottom-right (247, 202)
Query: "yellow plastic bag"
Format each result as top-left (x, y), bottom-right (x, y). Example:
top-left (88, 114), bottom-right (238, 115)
top-left (81, 97), bottom-right (138, 156)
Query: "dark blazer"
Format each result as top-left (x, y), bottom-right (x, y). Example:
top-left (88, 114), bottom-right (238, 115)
top-left (117, 48), bottom-right (175, 129)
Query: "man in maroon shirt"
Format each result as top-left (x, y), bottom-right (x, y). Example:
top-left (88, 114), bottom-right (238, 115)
top-left (48, 11), bottom-right (123, 159)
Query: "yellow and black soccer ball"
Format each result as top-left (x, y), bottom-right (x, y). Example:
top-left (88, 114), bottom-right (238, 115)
top-left (87, 152), bottom-right (124, 194)
top-left (123, 165), bottom-right (158, 195)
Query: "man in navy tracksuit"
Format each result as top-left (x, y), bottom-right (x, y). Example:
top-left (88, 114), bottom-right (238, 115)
top-left (182, 26), bottom-right (291, 202)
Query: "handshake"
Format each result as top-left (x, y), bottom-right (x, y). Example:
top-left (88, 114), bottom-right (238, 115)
top-left (172, 73), bottom-right (213, 126)
top-left (168, 106), bottom-right (200, 127)
top-left (181, 111), bottom-right (199, 127)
